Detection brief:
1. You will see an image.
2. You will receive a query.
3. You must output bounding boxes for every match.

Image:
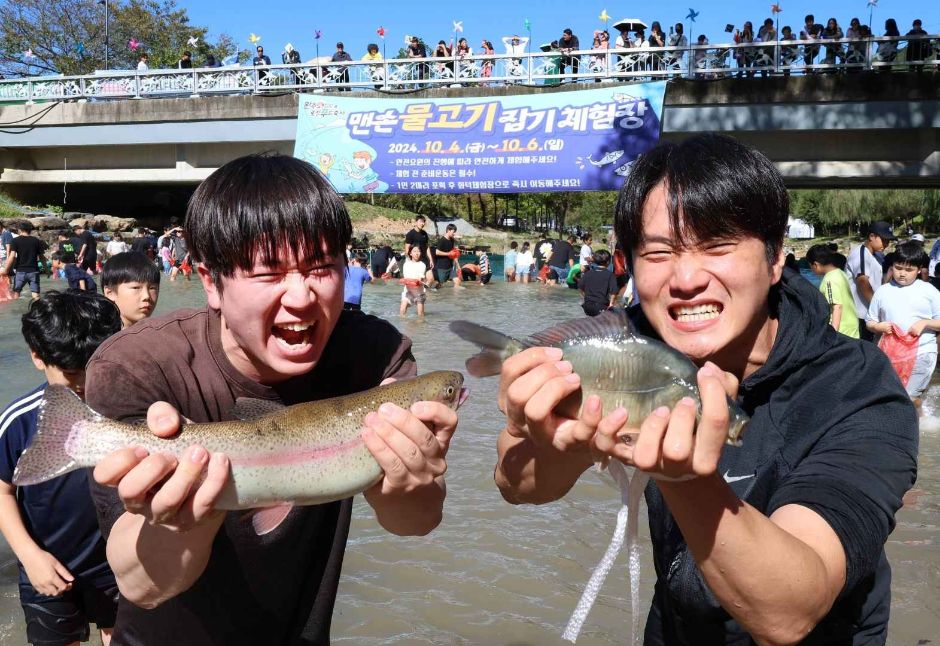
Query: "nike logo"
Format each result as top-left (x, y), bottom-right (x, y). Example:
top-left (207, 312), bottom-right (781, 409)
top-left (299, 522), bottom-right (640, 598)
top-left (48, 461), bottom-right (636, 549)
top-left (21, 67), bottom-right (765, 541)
top-left (723, 471), bottom-right (756, 484)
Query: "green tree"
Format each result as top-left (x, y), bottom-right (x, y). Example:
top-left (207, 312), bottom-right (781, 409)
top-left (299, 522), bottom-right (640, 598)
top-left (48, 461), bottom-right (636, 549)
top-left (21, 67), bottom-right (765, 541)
top-left (0, 0), bottom-right (240, 77)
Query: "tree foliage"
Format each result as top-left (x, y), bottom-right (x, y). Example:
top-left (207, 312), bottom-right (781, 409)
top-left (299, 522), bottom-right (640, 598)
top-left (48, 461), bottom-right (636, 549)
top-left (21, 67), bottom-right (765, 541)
top-left (0, 0), bottom-right (242, 77)
top-left (790, 189), bottom-right (940, 235)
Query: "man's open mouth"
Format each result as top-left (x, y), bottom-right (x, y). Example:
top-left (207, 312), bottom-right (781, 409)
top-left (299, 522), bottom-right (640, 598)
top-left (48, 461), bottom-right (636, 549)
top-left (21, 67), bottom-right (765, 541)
top-left (669, 303), bottom-right (722, 323)
top-left (272, 321), bottom-right (315, 349)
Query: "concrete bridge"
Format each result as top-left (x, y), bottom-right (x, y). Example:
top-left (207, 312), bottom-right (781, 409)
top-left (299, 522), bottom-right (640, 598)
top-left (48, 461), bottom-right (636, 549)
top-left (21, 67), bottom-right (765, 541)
top-left (0, 73), bottom-right (938, 206)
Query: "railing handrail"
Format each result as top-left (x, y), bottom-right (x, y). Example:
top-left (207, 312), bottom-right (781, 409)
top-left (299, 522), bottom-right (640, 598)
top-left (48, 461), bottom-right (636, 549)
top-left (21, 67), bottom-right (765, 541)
top-left (2, 33), bottom-right (937, 104)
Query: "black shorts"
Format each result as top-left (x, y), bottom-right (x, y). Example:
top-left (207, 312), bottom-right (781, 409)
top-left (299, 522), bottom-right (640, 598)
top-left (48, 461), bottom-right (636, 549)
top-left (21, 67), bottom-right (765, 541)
top-left (79, 257), bottom-right (97, 273)
top-left (21, 580), bottom-right (118, 646)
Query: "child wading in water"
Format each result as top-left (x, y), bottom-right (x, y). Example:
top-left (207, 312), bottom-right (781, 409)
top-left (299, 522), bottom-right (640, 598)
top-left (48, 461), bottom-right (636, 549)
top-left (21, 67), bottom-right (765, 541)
top-left (0, 291), bottom-right (123, 646)
top-left (866, 240), bottom-right (940, 414)
top-left (400, 245), bottom-right (428, 317)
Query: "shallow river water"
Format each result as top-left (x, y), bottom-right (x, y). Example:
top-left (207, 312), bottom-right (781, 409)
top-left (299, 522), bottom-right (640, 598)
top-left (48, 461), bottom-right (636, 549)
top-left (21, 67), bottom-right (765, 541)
top-left (0, 277), bottom-right (936, 644)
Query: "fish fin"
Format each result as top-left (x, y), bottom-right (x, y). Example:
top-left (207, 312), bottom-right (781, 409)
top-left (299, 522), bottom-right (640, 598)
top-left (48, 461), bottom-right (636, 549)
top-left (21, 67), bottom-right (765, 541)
top-left (13, 385), bottom-right (102, 486)
top-left (526, 309), bottom-right (632, 347)
top-left (232, 397), bottom-right (286, 420)
top-left (249, 503), bottom-right (294, 536)
top-left (449, 320), bottom-right (529, 377)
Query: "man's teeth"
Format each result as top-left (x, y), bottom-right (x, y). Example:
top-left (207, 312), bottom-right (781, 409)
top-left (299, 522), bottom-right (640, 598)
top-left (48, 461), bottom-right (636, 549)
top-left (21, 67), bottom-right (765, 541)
top-left (674, 304), bottom-right (721, 321)
top-left (277, 322), bottom-right (313, 332)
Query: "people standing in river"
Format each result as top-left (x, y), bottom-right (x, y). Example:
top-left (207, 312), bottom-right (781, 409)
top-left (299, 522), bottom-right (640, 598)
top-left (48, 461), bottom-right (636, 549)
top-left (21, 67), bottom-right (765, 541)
top-left (73, 224), bottom-right (98, 274)
top-left (503, 241), bottom-right (518, 282)
top-left (87, 154), bottom-right (457, 644)
top-left (846, 221), bottom-right (896, 342)
top-left (3, 221), bottom-right (47, 301)
top-left (400, 245), bottom-right (429, 317)
top-left (433, 224), bottom-right (462, 287)
top-left (491, 134), bottom-right (917, 644)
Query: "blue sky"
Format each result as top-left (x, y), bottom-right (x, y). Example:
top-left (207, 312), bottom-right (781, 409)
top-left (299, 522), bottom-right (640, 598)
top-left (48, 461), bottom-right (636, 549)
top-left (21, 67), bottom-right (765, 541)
top-left (181, 0), bottom-right (939, 60)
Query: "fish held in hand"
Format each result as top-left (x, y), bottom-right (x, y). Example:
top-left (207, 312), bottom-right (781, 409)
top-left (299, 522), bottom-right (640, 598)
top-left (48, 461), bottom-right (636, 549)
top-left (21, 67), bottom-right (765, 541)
top-left (13, 371), bottom-right (467, 533)
top-left (450, 310), bottom-right (749, 445)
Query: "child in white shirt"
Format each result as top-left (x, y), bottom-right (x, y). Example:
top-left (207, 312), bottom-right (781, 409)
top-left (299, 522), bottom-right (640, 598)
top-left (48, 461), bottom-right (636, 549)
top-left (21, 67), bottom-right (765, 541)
top-left (399, 246), bottom-right (428, 317)
top-left (866, 241), bottom-right (940, 413)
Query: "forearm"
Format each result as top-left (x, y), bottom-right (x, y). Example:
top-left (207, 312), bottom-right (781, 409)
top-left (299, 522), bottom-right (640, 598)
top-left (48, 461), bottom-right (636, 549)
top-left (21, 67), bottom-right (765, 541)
top-left (106, 511), bottom-right (223, 609)
top-left (867, 320), bottom-right (891, 334)
top-left (494, 428), bottom-right (593, 504)
top-left (0, 493), bottom-right (42, 563)
top-left (830, 304), bottom-right (842, 331)
top-left (365, 477), bottom-right (445, 536)
top-left (658, 475), bottom-right (840, 645)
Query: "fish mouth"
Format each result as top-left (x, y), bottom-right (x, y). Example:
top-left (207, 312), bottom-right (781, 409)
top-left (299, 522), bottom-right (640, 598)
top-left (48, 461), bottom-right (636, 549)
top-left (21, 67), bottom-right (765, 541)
top-left (457, 387), bottom-right (470, 408)
top-left (668, 301), bottom-right (723, 324)
top-left (271, 320), bottom-right (316, 350)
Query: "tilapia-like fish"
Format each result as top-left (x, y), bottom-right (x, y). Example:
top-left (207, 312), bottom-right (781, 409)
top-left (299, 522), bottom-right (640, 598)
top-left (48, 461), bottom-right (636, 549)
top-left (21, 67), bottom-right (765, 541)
top-left (450, 312), bottom-right (749, 644)
top-left (450, 311), bottom-right (749, 444)
top-left (14, 371), bottom-right (467, 534)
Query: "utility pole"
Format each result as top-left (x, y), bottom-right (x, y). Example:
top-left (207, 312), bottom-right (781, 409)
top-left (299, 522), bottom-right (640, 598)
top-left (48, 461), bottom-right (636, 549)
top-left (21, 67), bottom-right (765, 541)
top-left (97, 0), bottom-right (110, 70)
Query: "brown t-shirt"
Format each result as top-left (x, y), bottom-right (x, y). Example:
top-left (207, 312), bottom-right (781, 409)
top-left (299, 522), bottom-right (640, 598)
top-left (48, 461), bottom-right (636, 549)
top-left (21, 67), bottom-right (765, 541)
top-left (85, 307), bottom-right (416, 645)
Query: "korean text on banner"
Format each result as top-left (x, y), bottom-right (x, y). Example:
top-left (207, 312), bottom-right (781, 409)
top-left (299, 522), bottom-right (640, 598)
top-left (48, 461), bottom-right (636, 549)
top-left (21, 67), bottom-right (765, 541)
top-left (293, 82), bottom-right (666, 194)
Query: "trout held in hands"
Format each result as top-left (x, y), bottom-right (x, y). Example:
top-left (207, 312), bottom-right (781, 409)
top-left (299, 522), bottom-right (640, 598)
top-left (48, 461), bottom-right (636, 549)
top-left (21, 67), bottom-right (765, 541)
top-left (13, 372), bottom-right (467, 533)
top-left (450, 311), bottom-right (748, 446)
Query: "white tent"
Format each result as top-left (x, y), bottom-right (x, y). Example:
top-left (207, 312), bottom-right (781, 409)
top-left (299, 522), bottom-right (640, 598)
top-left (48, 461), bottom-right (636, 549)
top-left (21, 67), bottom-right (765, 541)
top-left (787, 217), bottom-right (815, 239)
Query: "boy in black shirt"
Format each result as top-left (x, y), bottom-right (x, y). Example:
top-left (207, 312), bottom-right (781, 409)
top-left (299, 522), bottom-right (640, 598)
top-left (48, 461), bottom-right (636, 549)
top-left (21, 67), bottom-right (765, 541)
top-left (579, 249), bottom-right (618, 316)
top-left (3, 222), bottom-right (48, 301)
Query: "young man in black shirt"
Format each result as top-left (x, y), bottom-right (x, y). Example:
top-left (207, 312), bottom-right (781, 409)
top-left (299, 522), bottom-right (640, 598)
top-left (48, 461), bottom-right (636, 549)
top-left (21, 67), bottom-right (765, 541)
top-left (493, 134), bottom-right (917, 644)
top-left (579, 249), bottom-right (618, 316)
top-left (73, 224), bottom-right (98, 273)
top-left (547, 235), bottom-right (576, 284)
top-left (3, 221), bottom-right (48, 301)
top-left (433, 224), bottom-right (462, 287)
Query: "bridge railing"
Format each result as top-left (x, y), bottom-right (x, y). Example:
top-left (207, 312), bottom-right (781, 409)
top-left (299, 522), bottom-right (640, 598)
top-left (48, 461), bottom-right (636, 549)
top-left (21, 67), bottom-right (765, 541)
top-left (1, 35), bottom-right (936, 104)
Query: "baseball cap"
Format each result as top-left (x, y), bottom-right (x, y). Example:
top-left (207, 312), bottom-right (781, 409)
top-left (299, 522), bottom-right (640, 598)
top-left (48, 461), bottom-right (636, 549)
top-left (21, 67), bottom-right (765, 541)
top-left (868, 221), bottom-right (896, 241)
top-left (911, 233), bottom-right (925, 242)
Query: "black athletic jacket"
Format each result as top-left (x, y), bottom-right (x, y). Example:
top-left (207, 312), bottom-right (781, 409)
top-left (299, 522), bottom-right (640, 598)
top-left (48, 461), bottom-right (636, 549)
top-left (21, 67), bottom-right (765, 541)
top-left (630, 269), bottom-right (918, 645)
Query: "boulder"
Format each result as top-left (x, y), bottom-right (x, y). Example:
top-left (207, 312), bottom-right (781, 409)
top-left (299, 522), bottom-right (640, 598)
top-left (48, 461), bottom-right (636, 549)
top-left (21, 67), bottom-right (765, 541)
top-left (94, 214), bottom-right (138, 232)
top-left (28, 216), bottom-right (70, 231)
top-left (69, 216), bottom-right (99, 231)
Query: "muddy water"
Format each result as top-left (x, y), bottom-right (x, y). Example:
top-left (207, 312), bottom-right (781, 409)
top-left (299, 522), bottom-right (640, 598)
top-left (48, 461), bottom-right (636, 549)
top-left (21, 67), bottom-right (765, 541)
top-left (0, 278), bottom-right (936, 644)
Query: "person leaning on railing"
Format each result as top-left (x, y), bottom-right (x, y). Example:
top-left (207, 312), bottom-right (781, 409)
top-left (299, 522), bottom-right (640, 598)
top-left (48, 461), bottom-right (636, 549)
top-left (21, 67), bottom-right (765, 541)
top-left (362, 44), bottom-right (383, 89)
top-left (875, 19), bottom-right (900, 69)
top-left (821, 18), bottom-right (845, 70)
top-left (906, 19), bottom-right (929, 72)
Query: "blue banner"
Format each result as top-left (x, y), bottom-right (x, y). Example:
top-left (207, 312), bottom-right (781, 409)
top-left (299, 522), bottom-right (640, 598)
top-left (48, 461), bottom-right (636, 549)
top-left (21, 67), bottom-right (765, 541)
top-left (293, 82), bottom-right (666, 194)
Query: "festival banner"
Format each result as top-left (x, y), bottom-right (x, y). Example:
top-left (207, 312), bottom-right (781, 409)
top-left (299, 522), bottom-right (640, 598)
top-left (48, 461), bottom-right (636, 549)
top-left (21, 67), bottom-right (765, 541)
top-left (293, 82), bottom-right (666, 194)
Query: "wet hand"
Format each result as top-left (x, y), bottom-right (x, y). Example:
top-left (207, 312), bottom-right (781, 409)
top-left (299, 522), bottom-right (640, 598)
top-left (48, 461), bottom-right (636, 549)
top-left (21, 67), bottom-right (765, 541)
top-left (498, 347), bottom-right (591, 452)
top-left (362, 399), bottom-right (454, 497)
top-left (23, 549), bottom-right (73, 597)
top-left (93, 401), bottom-right (230, 532)
top-left (592, 363), bottom-right (738, 480)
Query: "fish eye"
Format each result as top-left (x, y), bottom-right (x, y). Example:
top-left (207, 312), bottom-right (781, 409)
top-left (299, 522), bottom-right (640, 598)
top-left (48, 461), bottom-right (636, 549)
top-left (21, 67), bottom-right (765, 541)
top-left (445, 386), bottom-right (455, 397)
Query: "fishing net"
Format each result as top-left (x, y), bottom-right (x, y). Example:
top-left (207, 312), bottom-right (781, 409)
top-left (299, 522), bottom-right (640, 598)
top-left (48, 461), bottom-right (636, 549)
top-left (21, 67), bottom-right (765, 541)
top-left (878, 324), bottom-right (920, 387)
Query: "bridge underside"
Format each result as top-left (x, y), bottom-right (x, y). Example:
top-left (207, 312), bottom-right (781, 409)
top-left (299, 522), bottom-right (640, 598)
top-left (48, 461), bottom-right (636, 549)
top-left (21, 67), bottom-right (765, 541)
top-left (1, 74), bottom-right (938, 192)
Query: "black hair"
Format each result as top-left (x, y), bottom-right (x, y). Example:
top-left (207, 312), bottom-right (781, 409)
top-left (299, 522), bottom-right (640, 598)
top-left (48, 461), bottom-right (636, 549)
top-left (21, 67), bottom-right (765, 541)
top-left (17, 221), bottom-right (33, 233)
top-left (593, 249), bottom-right (611, 266)
top-left (184, 154), bottom-right (351, 286)
top-left (101, 251), bottom-right (161, 289)
top-left (614, 134), bottom-right (788, 269)
top-left (415, 215), bottom-right (426, 223)
top-left (509, 241), bottom-right (518, 249)
top-left (521, 241), bottom-right (530, 252)
top-left (21, 290), bottom-right (122, 370)
top-left (61, 251), bottom-right (77, 264)
top-left (162, 238), bottom-right (171, 248)
top-left (893, 240), bottom-right (928, 269)
top-left (806, 244), bottom-right (842, 267)
top-left (582, 233), bottom-right (592, 242)
top-left (354, 253), bottom-right (368, 264)
top-left (805, 14), bottom-right (815, 23)
top-left (784, 253), bottom-right (798, 271)
top-left (445, 223), bottom-right (457, 232)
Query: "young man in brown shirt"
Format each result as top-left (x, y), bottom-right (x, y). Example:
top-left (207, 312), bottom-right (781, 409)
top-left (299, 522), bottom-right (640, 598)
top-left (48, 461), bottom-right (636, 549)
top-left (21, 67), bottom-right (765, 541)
top-left (86, 154), bottom-right (458, 644)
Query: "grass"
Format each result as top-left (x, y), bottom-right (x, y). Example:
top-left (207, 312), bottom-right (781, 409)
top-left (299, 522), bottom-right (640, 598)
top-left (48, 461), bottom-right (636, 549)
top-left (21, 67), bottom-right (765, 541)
top-left (344, 200), bottom-right (418, 223)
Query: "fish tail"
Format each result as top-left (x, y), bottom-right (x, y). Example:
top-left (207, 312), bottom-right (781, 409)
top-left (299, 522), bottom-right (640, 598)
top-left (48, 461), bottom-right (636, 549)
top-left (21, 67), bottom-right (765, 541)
top-left (449, 321), bottom-right (529, 377)
top-left (13, 385), bottom-right (104, 486)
